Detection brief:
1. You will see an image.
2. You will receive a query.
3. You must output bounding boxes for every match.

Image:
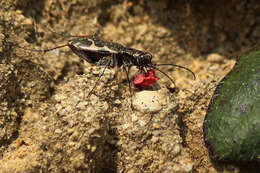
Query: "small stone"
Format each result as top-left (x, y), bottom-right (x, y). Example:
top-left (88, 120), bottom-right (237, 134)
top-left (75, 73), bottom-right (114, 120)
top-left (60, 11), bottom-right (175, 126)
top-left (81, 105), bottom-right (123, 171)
top-left (179, 159), bottom-right (194, 172)
top-left (55, 129), bottom-right (62, 134)
top-left (152, 122), bottom-right (161, 129)
top-left (111, 85), bottom-right (119, 91)
top-left (151, 136), bottom-right (159, 143)
top-left (130, 113), bottom-right (138, 122)
top-left (58, 108), bottom-right (67, 116)
top-left (55, 104), bottom-right (62, 110)
top-left (91, 146), bottom-right (96, 152)
top-left (114, 99), bottom-right (121, 105)
top-left (76, 101), bottom-right (88, 109)
top-left (133, 91), bottom-right (164, 113)
top-left (138, 119), bottom-right (147, 126)
top-left (172, 144), bottom-right (181, 155)
top-left (23, 18), bottom-right (33, 26)
top-left (207, 53), bottom-right (224, 63)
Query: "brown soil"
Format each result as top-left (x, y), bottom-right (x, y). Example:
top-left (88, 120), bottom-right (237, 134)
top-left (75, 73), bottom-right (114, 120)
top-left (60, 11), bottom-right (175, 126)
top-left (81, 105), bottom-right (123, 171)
top-left (0, 0), bottom-right (259, 172)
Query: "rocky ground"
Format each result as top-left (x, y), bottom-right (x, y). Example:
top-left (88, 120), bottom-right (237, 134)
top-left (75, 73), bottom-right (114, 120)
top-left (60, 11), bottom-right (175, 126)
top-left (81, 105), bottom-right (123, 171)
top-left (0, 0), bottom-right (259, 172)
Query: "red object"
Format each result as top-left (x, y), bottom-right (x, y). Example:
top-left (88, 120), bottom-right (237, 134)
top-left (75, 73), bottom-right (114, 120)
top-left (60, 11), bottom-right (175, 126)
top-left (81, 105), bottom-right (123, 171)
top-left (133, 69), bottom-right (159, 89)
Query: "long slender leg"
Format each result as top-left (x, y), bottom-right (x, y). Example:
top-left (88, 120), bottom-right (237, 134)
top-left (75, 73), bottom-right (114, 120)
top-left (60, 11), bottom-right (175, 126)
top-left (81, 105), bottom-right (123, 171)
top-left (123, 65), bottom-right (134, 109)
top-left (87, 63), bottom-right (109, 97)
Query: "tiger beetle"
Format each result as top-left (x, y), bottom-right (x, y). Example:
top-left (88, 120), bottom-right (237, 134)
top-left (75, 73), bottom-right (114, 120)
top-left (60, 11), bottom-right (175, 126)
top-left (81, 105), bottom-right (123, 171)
top-left (21, 35), bottom-right (196, 105)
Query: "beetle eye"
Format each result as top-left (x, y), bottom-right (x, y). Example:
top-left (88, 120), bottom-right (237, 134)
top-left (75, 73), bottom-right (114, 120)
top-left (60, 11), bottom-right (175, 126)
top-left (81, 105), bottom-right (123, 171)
top-left (140, 52), bottom-right (151, 59)
top-left (149, 54), bottom-right (152, 60)
top-left (145, 52), bottom-right (152, 58)
top-left (145, 53), bottom-right (152, 59)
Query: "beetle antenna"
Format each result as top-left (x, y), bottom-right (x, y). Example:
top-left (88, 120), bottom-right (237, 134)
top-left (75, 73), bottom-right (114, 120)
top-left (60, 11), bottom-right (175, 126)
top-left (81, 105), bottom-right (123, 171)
top-left (154, 63), bottom-right (196, 80)
top-left (150, 65), bottom-right (176, 87)
top-left (42, 44), bottom-right (68, 53)
top-left (16, 44), bottom-right (68, 54)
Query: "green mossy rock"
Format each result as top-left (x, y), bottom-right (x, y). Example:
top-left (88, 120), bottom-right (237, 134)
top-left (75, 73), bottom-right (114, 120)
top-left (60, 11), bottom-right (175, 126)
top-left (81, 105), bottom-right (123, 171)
top-left (204, 51), bottom-right (260, 161)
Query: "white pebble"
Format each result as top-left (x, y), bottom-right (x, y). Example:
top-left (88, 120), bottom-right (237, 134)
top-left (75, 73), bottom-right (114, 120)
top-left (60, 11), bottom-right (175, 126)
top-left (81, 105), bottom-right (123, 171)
top-left (133, 91), bottom-right (164, 113)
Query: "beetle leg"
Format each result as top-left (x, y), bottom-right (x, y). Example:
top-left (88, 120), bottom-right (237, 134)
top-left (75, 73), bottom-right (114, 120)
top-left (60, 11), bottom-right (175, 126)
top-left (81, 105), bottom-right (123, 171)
top-left (87, 61), bottom-right (110, 97)
top-left (123, 65), bottom-right (134, 109)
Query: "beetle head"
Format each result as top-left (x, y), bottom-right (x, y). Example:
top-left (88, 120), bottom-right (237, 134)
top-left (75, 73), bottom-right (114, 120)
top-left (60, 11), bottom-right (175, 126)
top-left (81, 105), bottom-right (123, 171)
top-left (135, 52), bottom-right (152, 68)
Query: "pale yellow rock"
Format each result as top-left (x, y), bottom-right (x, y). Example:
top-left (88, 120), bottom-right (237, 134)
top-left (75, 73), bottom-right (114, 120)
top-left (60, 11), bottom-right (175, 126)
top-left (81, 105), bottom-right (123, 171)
top-left (133, 90), bottom-right (164, 113)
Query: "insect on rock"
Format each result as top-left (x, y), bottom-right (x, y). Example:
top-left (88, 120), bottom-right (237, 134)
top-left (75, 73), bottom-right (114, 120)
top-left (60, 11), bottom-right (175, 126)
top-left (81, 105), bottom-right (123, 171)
top-left (21, 35), bottom-right (196, 102)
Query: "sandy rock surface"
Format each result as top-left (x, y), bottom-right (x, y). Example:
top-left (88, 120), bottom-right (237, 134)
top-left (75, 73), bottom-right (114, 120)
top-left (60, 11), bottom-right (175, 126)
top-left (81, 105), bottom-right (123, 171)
top-left (1, 0), bottom-right (260, 172)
